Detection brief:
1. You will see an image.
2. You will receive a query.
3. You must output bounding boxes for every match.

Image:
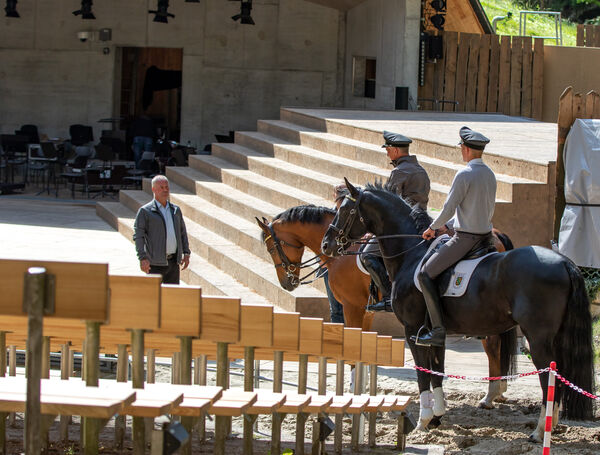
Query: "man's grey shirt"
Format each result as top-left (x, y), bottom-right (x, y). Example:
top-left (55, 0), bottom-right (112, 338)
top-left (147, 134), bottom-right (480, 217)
top-left (387, 155), bottom-right (430, 209)
top-left (157, 201), bottom-right (177, 255)
top-left (430, 158), bottom-right (496, 234)
top-left (133, 199), bottom-right (191, 266)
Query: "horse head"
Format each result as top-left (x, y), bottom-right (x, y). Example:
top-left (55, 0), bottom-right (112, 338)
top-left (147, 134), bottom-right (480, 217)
top-left (256, 216), bottom-right (305, 291)
top-left (322, 178), bottom-right (369, 257)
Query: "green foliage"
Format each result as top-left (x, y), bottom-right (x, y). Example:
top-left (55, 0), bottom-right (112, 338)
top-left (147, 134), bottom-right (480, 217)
top-left (593, 318), bottom-right (600, 367)
top-left (481, 0), bottom-right (579, 46)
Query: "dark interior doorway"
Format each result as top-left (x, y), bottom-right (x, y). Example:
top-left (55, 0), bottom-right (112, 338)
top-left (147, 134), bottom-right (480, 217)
top-left (120, 47), bottom-right (183, 142)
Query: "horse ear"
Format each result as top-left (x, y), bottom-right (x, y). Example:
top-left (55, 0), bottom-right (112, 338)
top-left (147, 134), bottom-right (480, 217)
top-left (255, 217), bottom-right (268, 231)
top-left (344, 177), bottom-right (359, 198)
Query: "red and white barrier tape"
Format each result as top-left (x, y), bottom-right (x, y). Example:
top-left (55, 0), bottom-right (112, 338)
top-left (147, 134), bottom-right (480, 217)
top-left (408, 363), bottom-right (551, 381)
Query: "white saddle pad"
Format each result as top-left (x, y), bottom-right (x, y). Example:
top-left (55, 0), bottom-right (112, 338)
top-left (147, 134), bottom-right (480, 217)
top-left (413, 235), bottom-right (496, 297)
top-left (356, 254), bottom-right (370, 275)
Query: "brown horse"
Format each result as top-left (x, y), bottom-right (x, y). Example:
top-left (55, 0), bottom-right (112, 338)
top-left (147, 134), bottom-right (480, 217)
top-left (257, 205), bottom-right (515, 407)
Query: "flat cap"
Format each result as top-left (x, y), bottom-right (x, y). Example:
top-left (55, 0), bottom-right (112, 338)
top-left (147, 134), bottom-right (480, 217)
top-left (381, 130), bottom-right (412, 148)
top-left (459, 126), bottom-right (490, 150)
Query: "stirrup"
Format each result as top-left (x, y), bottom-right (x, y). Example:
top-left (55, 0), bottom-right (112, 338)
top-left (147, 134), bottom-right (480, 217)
top-left (410, 326), bottom-right (430, 346)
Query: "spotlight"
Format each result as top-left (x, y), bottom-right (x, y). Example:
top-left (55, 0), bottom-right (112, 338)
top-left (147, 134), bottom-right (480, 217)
top-left (232, 0), bottom-right (254, 25)
top-left (72, 0), bottom-right (95, 20)
top-left (149, 0), bottom-right (175, 23)
top-left (5, 0), bottom-right (19, 18)
top-left (430, 14), bottom-right (445, 30)
top-left (430, 0), bottom-right (446, 12)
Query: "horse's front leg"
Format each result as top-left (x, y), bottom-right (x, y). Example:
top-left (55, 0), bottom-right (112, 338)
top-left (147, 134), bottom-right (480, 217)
top-left (428, 344), bottom-right (446, 428)
top-left (479, 335), bottom-right (507, 409)
top-left (408, 339), bottom-right (434, 431)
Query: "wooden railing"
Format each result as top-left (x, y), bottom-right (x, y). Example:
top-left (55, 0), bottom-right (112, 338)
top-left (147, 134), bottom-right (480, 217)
top-left (576, 24), bottom-right (600, 47)
top-left (419, 31), bottom-right (544, 119)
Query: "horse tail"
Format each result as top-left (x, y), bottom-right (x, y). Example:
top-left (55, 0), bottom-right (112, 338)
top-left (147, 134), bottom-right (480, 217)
top-left (496, 231), bottom-right (514, 251)
top-left (555, 260), bottom-right (594, 420)
top-left (500, 327), bottom-right (518, 377)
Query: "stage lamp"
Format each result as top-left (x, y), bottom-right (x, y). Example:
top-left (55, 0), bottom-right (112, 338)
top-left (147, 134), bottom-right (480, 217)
top-left (232, 0), bottom-right (255, 25)
top-left (149, 0), bottom-right (175, 23)
top-left (5, 0), bottom-right (19, 18)
top-left (430, 0), bottom-right (446, 12)
top-left (431, 14), bottom-right (445, 30)
top-left (73, 0), bottom-right (95, 19)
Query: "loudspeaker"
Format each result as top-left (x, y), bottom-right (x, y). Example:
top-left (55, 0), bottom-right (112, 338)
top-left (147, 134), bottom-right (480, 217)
top-left (395, 87), bottom-right (409, 110)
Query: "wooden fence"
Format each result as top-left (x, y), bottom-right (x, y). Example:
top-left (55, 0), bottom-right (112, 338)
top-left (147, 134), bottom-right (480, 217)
top-left (576, 24), bottom-right (600, 47)
top-left (419, 32), bottom-right (544, 120)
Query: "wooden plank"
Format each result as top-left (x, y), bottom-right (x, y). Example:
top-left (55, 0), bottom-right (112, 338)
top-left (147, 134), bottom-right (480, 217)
top-left (465, 33), bottom-right (480, 111)
top-left (376, 335), bottom-right (392, 365)
top-left (344, 394), bottom-right (370, 414)
top-left (158, 285), bottom-right (201, 336)
top-left (443, 31), bottom-right (459, 111)
top-left (0, 260), bottom-right (108, 321)
top-left (200, 296), bottom-right (240, 344)
top-left (475, 34), bottom-right (491, 112)
top-left (576, 24), bottom-right (584, 47)
top-left (454, 33), bottom-right (472, 112)
top-left (298, 317), bottom-right (323, 355)
top-left (379, 396), bottom-right (398, 412)
top-left (360, 332), bottom-right (377, 363)
top-left (590, 90), bottom-right (600, 118)
top-left (553, 86), bottom-right (574, 241)
top-left (595, 26), bottom-right (600, 48)
top-left (322, 323), bottom-right (343, 358)
top-left (531, 38), bottom-right (544, 120)
top-left (487, 35), bottom-right (501, 112)
top-left (122, 388), bottom-right (184, 418)
top-left (362, 394), bottom-right (385, 412)
top-left (246, 391), bottom-right (286, 415)
top-left (239, 304), bottom-right (273, 348)
top-left (391, 339), bottom-right (405, 367)
top-left (343, 328), bottom-right (362, 362)
top-left (303, 394), bottom-right (333, 413)
top-left (585, 25), bottom-right (594, 47)
top-left (509, 36), bottom-right (524, 117)
top-left (277, 393), bottom-right (310, 413)
top-left (573, 93), bottom-right (584, 120)
top-left (497, 35), bottom-right (511, 115)
top-left (272, 312), bottom-right (299, 351)
top-left (326, 394), bottom-right (353, 414)
top-left (521, 37), bottom-right (533, 118)
top-left (390, 395), bottom-right (412, 412)
top-left (109, 275), bottom-right (161, 330)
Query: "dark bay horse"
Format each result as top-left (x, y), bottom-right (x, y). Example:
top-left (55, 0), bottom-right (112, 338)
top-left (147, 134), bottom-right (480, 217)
top-left (321, 180), bottom-right (594, 441)
top-left (257, 205), bottom-right (518, 408)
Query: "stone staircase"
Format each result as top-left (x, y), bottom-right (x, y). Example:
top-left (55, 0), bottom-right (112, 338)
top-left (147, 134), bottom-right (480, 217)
top-left (97, 108), bottom-right (553, 336)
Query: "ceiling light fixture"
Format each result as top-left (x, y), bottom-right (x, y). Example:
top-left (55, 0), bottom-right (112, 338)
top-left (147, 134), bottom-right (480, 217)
top-left (73, 0), bottom-right (95, 20)
top-left (149, 0), bottom-right (175, 23)
top-left (232, 0), bottom-right (254, 25)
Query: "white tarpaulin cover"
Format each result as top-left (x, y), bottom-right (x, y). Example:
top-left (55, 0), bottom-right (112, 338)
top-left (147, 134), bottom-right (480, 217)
top-left (558, 118), bottom-right (600, 267)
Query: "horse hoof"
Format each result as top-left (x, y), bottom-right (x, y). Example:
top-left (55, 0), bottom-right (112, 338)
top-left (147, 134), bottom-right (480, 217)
top-left (528, 431), bottom-right (542, 443)
top-left (495, 394), bottom-right (508, 403)
top-left (478, 400), bottom-right (494, 409)
top-left (428, 415), bottom-right (443, 428)
top-left (415, 423), bottom-right (429, 432)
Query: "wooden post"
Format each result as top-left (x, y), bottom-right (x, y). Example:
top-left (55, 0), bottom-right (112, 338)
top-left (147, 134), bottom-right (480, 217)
top-left (311, 356), bottom-right (328, 455)
top-left (368, 365), bottom-right (377, 448)
top-left (243, 346), bottom-right (257, 455)
top-left (24, 267), bottom-right (47, 455)
top-left (271, 351), bottom-right (285, 455)
top-left (131, 329), bottom-right (146, 455)
top-left (179, 337), bottom-right (193, 455)
top-left (8, 346), bottom-right (16, 427)
top-left (172, 352), bottom-right (180, 384)
top-left (146, 348), bottom-right (156, 384)
top-left (351, 362), bottom-right (365, 451)
top-left (0, 332), bottom-right (5, 455)
top-left (195, 355), bottom-right (208, 441)
top-left (114, 344), bottom-right (128, 449)
top-left (554, 87), bottom-right (574, 241)
top-left (59, 344), bottom-right (71, 442)
top-left (82, 321), bottom-right (101, 455)
top-left (334, 360), bottom-right (344, 454)
top-left (214, 342), bottom-right (229, 455)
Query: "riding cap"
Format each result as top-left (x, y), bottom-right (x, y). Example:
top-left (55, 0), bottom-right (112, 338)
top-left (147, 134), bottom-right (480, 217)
top-left (381, 131), bottom-right (412, 148)
top-left (458, 126), bottom-right (490, 150)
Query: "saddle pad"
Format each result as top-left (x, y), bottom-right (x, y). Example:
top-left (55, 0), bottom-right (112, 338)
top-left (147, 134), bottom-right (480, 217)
top-left (413, 235), bottom-right (496, 297)
top-left (356, 254), bottom-right (370, 275)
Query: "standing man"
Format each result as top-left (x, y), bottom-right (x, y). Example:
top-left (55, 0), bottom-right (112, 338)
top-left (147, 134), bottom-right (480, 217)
top-left (133, 175), bottom-right (191, 284)
top-left (363, 131), bottom-right (431, 312)
top-left (412, 126), bottom-right (496, 347)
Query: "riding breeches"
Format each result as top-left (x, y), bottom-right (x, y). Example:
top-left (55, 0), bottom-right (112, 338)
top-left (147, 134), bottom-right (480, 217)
top-left (421, 231), bottom-right (491, 279)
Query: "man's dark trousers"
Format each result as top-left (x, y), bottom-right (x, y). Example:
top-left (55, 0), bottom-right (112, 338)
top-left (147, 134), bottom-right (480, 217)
top-left (149, 254), bottom-right (180, 284)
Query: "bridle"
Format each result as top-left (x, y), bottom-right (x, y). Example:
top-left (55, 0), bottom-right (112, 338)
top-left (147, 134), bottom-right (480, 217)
top-left (328, 189), bottom-right (426, 258)
top-left (263, 223), bottom-right (328, 287)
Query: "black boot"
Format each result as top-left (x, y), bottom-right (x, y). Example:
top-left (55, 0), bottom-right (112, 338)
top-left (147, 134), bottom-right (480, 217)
top-left (362, 255), bottom-right (393, 312)
top-left (410, 271), bottom-right (446, 347)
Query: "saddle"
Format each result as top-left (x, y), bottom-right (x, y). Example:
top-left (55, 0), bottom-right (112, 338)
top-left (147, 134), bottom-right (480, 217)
top-left (414, 234), bottom-right (497, 297)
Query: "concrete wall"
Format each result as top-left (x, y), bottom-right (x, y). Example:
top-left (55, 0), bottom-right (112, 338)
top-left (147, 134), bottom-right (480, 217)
top-left (345, 0), bottom-right (420, 110)
top-left (0, 0), bottom-right (419, 146)
top-left (542, 46), bottom-right (600, 123)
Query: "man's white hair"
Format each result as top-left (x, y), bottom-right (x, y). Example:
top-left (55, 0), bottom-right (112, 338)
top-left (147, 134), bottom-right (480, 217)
top-left (151, 175), bottom-right (168, 187)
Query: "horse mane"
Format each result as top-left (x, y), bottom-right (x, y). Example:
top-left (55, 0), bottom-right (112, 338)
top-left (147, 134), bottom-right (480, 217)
top-left (363, 181), bottom-right (432, 234)
top-left (262, 205), bottom-right (336, 241)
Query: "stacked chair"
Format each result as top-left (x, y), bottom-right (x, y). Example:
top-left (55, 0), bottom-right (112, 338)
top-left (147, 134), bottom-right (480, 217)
top-left (0, 258), bottom-right (413, 455)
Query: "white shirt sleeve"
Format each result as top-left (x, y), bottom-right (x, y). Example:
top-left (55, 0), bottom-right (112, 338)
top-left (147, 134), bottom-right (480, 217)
top-left (430, 172), bottom-right (468, 230)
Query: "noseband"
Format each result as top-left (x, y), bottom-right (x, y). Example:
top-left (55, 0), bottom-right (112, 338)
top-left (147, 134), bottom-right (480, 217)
top-left (264, 223), bottom-right (326, 287)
